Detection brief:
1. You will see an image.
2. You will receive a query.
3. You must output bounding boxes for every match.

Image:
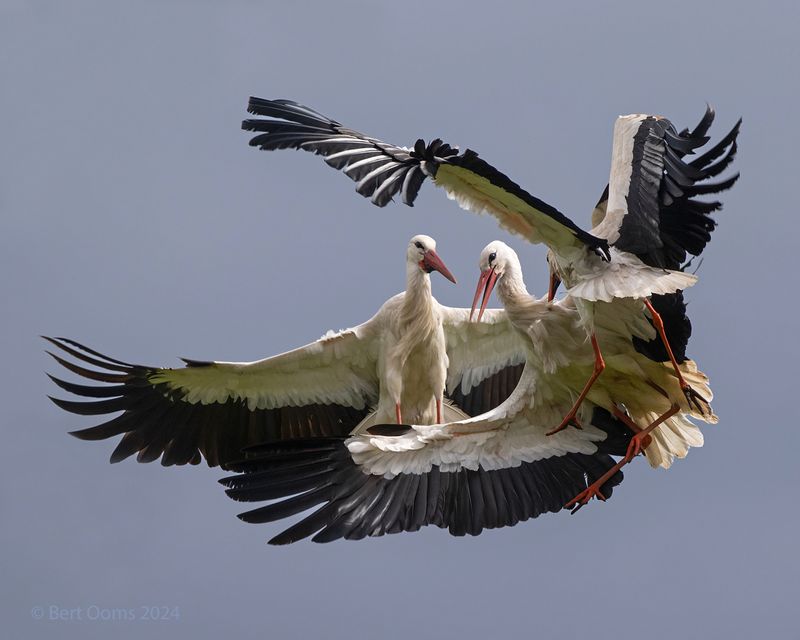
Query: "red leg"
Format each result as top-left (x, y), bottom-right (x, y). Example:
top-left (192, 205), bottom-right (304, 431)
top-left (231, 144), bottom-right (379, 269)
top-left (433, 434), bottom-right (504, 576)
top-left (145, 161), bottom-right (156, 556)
top-left (611, 406), bottom-right (652, 451)
top-left (644, 299), bottom-right (708, 415)
top-left (436, 398), bottom-right (442, 424)
top-left (546, 334), bottom-right (605, 436)
top-left (395, 403), bottom-right (402, 425)
top-left (566, 404), bottom-right (680, 513)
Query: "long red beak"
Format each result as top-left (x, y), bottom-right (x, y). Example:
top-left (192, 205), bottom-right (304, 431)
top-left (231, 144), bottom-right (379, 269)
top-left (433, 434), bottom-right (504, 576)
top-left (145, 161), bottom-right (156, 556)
top-left (470, 267), bottom-right (499, 322)
top-left (547, 268), bottom-right (561, 302)
top-left (421, 250), bottom-right (456, 284)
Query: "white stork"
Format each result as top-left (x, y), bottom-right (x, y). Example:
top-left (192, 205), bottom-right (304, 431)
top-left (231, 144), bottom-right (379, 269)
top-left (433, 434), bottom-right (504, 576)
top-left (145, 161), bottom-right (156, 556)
top-left (47, 235), bottom-right (525, 469)
top-left (219, 242), bottom-right (716, 542)
top-left (242, 98), bottom-right (739, 433)
top-left (471, 241), bottom-right (716, 507)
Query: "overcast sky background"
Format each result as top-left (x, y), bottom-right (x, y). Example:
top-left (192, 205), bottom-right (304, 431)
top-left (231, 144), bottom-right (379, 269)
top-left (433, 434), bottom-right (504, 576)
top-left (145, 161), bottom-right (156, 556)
top-left (2, 2), bottom-right (797, 638)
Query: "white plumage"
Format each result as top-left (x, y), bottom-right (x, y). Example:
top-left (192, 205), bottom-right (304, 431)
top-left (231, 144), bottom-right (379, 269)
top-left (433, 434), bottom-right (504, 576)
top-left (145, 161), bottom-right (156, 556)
top-left (242, 98), bottom-right (739, 434)
top-left (46, 234), bottom-right (526, 468)
top-left (347, 241), bottom-right (714, 483)
top-left (220, 241), bottom-right (720, 541)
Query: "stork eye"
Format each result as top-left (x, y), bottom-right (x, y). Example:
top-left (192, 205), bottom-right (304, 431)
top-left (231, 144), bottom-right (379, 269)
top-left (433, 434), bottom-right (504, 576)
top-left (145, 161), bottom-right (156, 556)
top-left (414, 241), bottom-right (424, 250)
top-left (489, 252), bottom-right (497, 264)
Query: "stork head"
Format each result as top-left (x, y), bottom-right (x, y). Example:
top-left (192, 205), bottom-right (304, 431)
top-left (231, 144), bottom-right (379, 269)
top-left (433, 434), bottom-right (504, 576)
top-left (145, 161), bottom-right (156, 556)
top-left (471, 241), bottom-right (520, 321)
top-left (407, 234), bottom-right (456, 283)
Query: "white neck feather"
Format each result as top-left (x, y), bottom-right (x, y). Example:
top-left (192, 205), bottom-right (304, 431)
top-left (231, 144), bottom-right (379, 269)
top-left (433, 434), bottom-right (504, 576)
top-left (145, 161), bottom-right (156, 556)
top-left (393, 265), bottom-right (437, 366)
top-left (496, 263), bottom-right (530, 307)
top-left (402, 264), bottom-right (434, 326)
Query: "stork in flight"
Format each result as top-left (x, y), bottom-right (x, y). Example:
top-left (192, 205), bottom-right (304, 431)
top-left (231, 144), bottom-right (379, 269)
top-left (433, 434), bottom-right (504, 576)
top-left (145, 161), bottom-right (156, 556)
top-left (219, 242), bottom-right (715, 542)
top-left (471, 241), bottom-right (716, 506)
top-left (242, 98), bottom-right (739, 434)
top-left (47, 235), bottom-right (528, 469)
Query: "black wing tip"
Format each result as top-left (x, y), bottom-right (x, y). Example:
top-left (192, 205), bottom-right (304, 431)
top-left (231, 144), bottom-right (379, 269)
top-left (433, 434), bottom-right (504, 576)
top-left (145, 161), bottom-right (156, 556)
top-left (237, 510), bottom-right (265, 524)
top-left (365, 423), bottom-right (414, 436)
top-left (47, 394), bottom-right (66, 408)
top-left (267, 533), bottom-right (296, 546)
top-left (247, 96), bottom-right (279, 115)
top-left (410, 137), bottom-right (459, 162)
top-left (49, 393), bottom-right (88, 409)
top-left (180, 357), bottom-right (213, 367)
top-left (67, 428), bottom-right (95, 441)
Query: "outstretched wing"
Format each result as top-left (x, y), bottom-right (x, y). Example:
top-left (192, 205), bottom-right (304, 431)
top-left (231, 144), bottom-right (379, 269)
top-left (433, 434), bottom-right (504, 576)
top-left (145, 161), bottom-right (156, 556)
top-left (243, 97), bottom-right (610, 260)
top-left (591, 106), bottom-right (740, 269)
top-left (221, 395), bottom-right (632, 543)
top-left (46, 323), bottom-right (381, 468)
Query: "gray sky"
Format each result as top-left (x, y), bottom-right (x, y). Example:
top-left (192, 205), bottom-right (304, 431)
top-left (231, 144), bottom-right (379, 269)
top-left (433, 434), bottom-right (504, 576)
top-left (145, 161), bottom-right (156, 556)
top-left (2, 1), bottom-right (796, 638)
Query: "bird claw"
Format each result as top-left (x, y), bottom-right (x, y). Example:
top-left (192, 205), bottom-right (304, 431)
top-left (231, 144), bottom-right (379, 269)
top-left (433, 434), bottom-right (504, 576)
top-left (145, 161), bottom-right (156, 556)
top-left (682, 383), bottom-right (708, 415)
top-left (546, 413), bottom-right (582, 437)
top-left (626, 432), bottom-right (652, 460)
top-left (567, 485), bottom-right (606, 514)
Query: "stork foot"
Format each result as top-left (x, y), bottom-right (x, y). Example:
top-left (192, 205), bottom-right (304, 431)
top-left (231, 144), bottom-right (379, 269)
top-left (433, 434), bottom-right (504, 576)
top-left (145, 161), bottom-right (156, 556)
top-left (682, 383), bottom-right (708, 415)
top-left (567, 483), bottom-right (607, 514)
top-left (567, 434), bottom-right (648, 514)
top-left (626, 431), bottom-right (652, 460)
top-left (566, 403), bottom-right (681, 513)
top-left (546, 412), bottom-right (582, 437)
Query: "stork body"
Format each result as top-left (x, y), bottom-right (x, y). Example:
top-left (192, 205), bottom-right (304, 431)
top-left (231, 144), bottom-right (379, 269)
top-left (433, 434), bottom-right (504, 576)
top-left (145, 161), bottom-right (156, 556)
top-left (378, 238), bottom-right (452, 426)
top-left (474, 241), bottom-right (715, 470)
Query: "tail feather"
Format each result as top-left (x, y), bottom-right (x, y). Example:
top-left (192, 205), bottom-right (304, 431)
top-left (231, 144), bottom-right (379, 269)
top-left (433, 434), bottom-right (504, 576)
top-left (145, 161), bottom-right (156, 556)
top-left (676, 359), bottom-right (717, 422)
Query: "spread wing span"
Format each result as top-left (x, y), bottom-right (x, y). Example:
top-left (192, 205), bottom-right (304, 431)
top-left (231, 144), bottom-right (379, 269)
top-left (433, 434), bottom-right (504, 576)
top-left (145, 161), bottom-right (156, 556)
top-left (243, 97), bottom-right (610, 260)
top-left (45, 329), bottom-right (380, 469)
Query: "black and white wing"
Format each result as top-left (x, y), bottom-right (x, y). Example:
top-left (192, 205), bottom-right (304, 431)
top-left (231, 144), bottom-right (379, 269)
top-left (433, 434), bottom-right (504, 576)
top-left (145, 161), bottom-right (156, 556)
top-left (591, 106), bottom-right (740, 269)
top-left (221, 366), bottom-right (633, 544)
top-left (441, 307), bottom-right (526, 416)
top-left (45, 322), bottom-right (382, 469)
top-left (243, 98), bottom-right (610, 260)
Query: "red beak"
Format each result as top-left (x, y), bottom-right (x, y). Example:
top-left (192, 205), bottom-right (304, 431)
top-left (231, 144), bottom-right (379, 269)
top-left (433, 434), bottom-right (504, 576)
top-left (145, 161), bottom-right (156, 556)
top-left (421, 250), bottom-right (456, 284)
top-left (547, 268), bottom-right (561, 302)
top-left (470, 267), bottom-right (499, 322)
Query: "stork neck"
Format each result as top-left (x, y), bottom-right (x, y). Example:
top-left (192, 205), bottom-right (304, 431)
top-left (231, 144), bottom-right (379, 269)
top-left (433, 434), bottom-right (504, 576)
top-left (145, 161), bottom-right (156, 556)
top-left (496, 265), bottom-right (530, 309)
top-left (394, 265), bottom-right (437, 361)
top-left (403, 265), bottom-right (434, 317)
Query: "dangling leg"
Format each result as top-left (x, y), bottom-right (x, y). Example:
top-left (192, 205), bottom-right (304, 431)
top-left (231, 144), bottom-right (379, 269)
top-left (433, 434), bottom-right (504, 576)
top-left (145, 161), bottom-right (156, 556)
top-left (436, 398), bottom-right (442, 424)
top-left (644, 298), bottom-right (708, 415)
top-left (395, 403), bottom-right (402, 424)
top-left (566, 403), bottom-right (680, 513)
top-left (546, 334), bottom-right (606, 436)
top-left (611, 405), bottom-right (653, 454)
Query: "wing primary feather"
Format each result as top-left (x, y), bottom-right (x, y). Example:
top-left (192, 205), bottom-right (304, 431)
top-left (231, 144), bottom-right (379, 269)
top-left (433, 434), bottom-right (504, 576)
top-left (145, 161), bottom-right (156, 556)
top-left (46, 374), bottom-right (128, 398)
top-left (46, 352), bottom-right (129, 383)
top-left (44, 338), bottom-right (132, 372)
top-left (45, 336), bottom-right (135, 368)
top-left (237, 485), bottom-right (336, 524)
